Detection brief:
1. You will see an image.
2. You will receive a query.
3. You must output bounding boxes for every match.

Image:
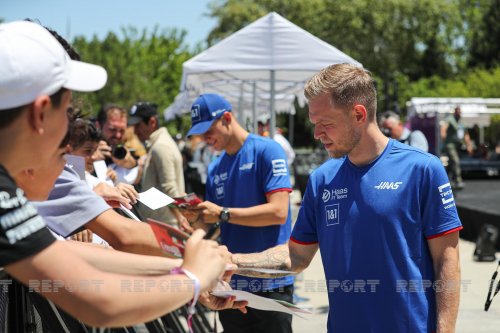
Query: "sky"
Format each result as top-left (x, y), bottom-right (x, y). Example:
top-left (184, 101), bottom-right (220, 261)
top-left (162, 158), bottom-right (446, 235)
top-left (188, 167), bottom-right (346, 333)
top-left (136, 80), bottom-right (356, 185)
top-left (0, 0), bottom-right (217, 47)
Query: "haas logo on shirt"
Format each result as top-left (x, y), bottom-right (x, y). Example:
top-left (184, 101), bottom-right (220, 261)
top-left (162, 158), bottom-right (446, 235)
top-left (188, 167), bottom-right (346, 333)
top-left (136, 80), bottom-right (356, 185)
top-left (374, 181), bottom-right (403, 190)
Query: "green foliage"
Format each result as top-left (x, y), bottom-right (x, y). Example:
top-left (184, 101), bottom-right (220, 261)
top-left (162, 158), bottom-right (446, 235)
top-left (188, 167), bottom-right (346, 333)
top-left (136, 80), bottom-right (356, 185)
top-left (71, 26), bottom-right (193, 129)
top-left (206, 0), bottom-right (465, 80)
top-left (403, 67), bottom-right (500, 101)
top-left (468, 0), bottom-right (500, 68)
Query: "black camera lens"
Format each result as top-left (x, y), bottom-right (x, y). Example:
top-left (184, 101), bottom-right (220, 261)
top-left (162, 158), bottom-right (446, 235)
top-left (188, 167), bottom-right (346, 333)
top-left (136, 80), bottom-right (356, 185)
top-left (112, 145), bottom-right (127, 160)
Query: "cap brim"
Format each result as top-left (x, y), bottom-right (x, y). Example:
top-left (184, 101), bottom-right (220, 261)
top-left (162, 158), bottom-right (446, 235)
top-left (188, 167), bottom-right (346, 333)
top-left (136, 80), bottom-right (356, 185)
top-left (187, 119), bottom-right (216, 137)
top-left (64, 60), bottom-right (107, 92)
top-left (128, 116), bottom-right (142, 126)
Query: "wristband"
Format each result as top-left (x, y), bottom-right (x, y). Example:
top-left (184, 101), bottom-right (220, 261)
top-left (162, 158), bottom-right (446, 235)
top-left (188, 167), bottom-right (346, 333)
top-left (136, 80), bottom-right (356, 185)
top-left (171, 267), bottom-right (201, 332)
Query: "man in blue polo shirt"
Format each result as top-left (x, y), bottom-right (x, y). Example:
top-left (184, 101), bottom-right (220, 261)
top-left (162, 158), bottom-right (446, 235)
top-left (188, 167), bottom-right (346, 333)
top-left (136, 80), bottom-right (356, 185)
top-left (232, 64), bottom-right (462, 333)
top-left (185, 93), bottom-right (294, 333)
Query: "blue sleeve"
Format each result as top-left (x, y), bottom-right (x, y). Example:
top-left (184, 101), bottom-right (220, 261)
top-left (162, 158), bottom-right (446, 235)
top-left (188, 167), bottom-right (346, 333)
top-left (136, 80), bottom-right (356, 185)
top-left (260, 140), bottom-right (292, 193)
top-left (32, 165), bottom-right (110, 238)
top-left (291, 176), bottom-right (318, 244)
top-left (421, 156), bottom-right (462, 238)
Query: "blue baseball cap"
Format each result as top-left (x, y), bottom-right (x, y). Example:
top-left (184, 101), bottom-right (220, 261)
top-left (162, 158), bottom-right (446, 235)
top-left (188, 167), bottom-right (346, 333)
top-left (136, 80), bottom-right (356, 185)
top-left (187, 93), bottom-right (232, 137)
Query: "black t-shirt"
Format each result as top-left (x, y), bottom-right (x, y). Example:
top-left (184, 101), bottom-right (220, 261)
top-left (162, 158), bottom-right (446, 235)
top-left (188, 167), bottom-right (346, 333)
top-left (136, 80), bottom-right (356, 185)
top-left (0, 165), bottom-right (55, 267)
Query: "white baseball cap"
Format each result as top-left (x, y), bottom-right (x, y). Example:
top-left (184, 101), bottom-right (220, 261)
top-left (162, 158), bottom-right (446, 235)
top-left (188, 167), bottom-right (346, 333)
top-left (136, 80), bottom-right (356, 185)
top-left (0, 21), bottom-right (107, 110)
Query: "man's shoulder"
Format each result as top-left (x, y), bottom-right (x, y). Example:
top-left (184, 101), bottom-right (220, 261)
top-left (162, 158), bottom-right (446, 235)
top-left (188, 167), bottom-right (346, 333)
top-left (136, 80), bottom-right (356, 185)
top-left (390, 140), bottom-right (437, 166)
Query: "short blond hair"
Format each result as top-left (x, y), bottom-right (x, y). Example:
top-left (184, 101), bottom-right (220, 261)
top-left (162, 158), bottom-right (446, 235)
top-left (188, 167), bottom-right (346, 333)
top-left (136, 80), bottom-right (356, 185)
top-left (304, 64), bottom-right (377, 121)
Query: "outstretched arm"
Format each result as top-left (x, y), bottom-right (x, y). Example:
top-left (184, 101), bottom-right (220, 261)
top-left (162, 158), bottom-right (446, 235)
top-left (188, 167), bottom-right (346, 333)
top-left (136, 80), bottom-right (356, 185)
top-left (231, 241), bottom-right (319, 278)
top-left (6, 230), bottom-right (226, 327)
top-left (65, 240), bottom-right (182, 275)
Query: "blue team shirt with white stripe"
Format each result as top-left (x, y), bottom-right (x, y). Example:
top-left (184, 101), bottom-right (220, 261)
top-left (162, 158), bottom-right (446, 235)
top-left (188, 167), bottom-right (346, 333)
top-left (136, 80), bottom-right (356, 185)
top-left (291, 139), bottom-right (462, 333)
top-left (206, 134), bottom-right (294, 291)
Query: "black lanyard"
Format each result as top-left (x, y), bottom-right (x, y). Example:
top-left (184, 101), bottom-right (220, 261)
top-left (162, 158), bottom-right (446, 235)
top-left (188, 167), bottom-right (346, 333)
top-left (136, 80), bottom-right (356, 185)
top-left (485, 260), bottom-right (500, 311)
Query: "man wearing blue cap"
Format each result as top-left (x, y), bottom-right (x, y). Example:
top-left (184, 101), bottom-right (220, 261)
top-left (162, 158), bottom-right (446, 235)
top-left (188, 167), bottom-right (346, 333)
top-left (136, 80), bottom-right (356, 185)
top-left (185, 93), bottom-right (294, 333)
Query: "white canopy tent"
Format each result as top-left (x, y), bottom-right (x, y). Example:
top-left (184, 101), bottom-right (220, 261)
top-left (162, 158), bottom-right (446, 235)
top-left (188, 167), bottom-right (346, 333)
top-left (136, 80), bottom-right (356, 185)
top-left (164, 12), bottom-right (362, 137)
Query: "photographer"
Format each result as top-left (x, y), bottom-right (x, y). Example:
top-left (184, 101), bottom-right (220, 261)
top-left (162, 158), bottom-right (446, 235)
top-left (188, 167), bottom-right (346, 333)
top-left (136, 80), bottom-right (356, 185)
top-left (95, 104), bottom-right (143, 184)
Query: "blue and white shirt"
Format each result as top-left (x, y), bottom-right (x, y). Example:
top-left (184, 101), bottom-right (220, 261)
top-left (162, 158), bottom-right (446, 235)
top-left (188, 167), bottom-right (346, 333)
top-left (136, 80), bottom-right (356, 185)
top-left (291, 139), bottom-right (462, 333)
top-left (206, 134), bottom-right (294, 291)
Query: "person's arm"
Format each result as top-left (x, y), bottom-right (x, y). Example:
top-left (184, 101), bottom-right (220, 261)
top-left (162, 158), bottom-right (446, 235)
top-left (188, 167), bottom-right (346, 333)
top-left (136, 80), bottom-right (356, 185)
top-left (93, 182), bottom-right (131, 209)
top-left (190, 190), bottom-right (290, 227)
top-left (86, 209), bottom-right (165, 256)
top-left (427, 232), bottom-right (461, 333)
top-left (231, 241), bottom-right (319, 277)
top-left (5, 230), bottom-right (226, 327)
top-left (65, 240), bottom-right (182, 275)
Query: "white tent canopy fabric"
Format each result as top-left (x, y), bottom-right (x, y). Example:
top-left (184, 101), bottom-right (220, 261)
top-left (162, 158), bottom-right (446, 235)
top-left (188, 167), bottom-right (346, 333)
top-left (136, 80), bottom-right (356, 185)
top-left (164, 12), bottom-right (362, 135)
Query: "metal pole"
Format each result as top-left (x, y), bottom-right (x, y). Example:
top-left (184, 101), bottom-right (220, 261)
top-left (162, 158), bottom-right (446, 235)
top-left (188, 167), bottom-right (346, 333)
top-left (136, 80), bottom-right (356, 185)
top-left (238, 82), bottom-right (244, 125)
top-left (252, 82), bottom-right (257, 133)
top-left (270, 70), bottom-right (276, 138)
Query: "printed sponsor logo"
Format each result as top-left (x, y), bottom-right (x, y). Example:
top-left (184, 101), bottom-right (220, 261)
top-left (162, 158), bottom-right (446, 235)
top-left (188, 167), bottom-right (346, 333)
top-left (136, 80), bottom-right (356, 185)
top-left (216, 184), bottom-right (224, 199)
top-left (239, 162), bottom-right (254, 171)
top-left (322, 189), bottom-right (331, 202)
top-left (271, 159), bottom-right (287, 176)
top-left (325, 204), bottom-right (340, 226)
top-left (220, 172), bottom-right (228, 181)
top-left (191, 104), bottom-right (201, 121)
top-left (374, 181), bottom-right (403, 190)
top-left (214, 174), bottom-right (220, 185)
top-left (322, 188), bottom-right (348, 202)
top-left (438, 182), bottom-right (455, 209)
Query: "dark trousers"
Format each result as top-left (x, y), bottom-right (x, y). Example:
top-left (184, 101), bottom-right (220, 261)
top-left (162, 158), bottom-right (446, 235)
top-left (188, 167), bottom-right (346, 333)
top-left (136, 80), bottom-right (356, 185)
top-left (445, 143), bottom-right (463, 183)
top-left (219, 284), bottom-right (294, 333)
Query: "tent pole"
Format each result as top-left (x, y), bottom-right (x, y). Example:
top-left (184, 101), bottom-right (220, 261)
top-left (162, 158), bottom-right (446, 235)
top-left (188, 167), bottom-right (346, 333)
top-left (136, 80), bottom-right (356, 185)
top-left (238, 82), bottom-right (244, 125)
top-left (270, 70), bottom-right (276, 138)
top-left (252, 82), bottom-right (257, 134)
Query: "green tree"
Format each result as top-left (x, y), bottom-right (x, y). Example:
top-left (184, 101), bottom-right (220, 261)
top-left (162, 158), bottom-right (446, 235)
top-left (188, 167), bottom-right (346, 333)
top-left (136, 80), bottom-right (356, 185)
top-left (468, 0), bottom-right (500, 68)
top-left (71, 26), bottom-right (193, 133)
top-left (206, 0), bottom-right (464, 80)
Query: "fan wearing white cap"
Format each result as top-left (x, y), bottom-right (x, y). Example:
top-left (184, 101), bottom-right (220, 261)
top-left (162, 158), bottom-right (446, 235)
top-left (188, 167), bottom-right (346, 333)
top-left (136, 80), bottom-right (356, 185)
top-left (0, 21), bottom-right (241, 327)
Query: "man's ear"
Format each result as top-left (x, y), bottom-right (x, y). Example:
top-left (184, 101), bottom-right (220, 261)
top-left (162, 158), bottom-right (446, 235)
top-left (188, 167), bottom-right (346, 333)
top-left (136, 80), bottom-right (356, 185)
top-left (149, 116), bottom-right (158, 129)
top-left (352, 104), bottom-right (367, 124)
top-left (30, 95), bottom-right (52, 135)
top-left (221, 112), bottom-right (232, 125)
top-left (24, 169), bottom-right (35, 180)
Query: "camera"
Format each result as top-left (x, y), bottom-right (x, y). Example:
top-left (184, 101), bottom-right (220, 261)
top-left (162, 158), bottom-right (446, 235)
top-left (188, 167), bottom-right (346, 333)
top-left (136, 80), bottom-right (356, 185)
top-left (112, 145), bottom-right (127, 160)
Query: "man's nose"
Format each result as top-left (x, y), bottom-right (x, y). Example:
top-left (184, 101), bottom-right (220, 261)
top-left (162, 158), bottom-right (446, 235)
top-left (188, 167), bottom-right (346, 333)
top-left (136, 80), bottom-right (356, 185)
top-left (313, 125), bottom-right (323, 140)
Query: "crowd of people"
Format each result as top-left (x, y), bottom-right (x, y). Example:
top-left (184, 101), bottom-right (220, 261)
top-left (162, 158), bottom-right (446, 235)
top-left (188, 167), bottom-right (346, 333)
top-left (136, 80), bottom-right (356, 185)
top-left (0, 19), bottom-right (467, 333)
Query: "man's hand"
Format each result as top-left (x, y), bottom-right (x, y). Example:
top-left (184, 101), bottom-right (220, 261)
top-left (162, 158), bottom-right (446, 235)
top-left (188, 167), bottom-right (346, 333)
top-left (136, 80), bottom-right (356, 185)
top-left (115, 183), bottom-right (139, 204)
top-left (185, 201), bottom-right (221, 224)
top-left (199, 280), bottom-right (248, 313)
top-left (70, 229), bottom-right (93, 243)
top-left (106, 168), bottom-right (117, 183)
top-left (181, 230), bottom-right (226, 291)
top-left (93, 140), bottom-right (112, 161)
top-left (93, 182), bottom-right (132, 209)
top-left (111, 147), bottom-right (137, 169)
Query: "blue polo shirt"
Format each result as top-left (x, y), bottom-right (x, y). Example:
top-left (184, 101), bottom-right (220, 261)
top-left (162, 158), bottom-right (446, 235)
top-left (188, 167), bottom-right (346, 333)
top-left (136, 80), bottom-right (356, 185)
top-left (206, 134), bottom-right (294, 291)
top-left (291, 139), bottom-right (462, 333)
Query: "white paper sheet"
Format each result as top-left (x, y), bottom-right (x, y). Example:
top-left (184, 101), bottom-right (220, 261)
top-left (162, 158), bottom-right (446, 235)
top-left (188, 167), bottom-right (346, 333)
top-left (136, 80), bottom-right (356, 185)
top-left (210, 289), bottom-right (310, 318)
top-left (138, 187), bottom-right (175, 210)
